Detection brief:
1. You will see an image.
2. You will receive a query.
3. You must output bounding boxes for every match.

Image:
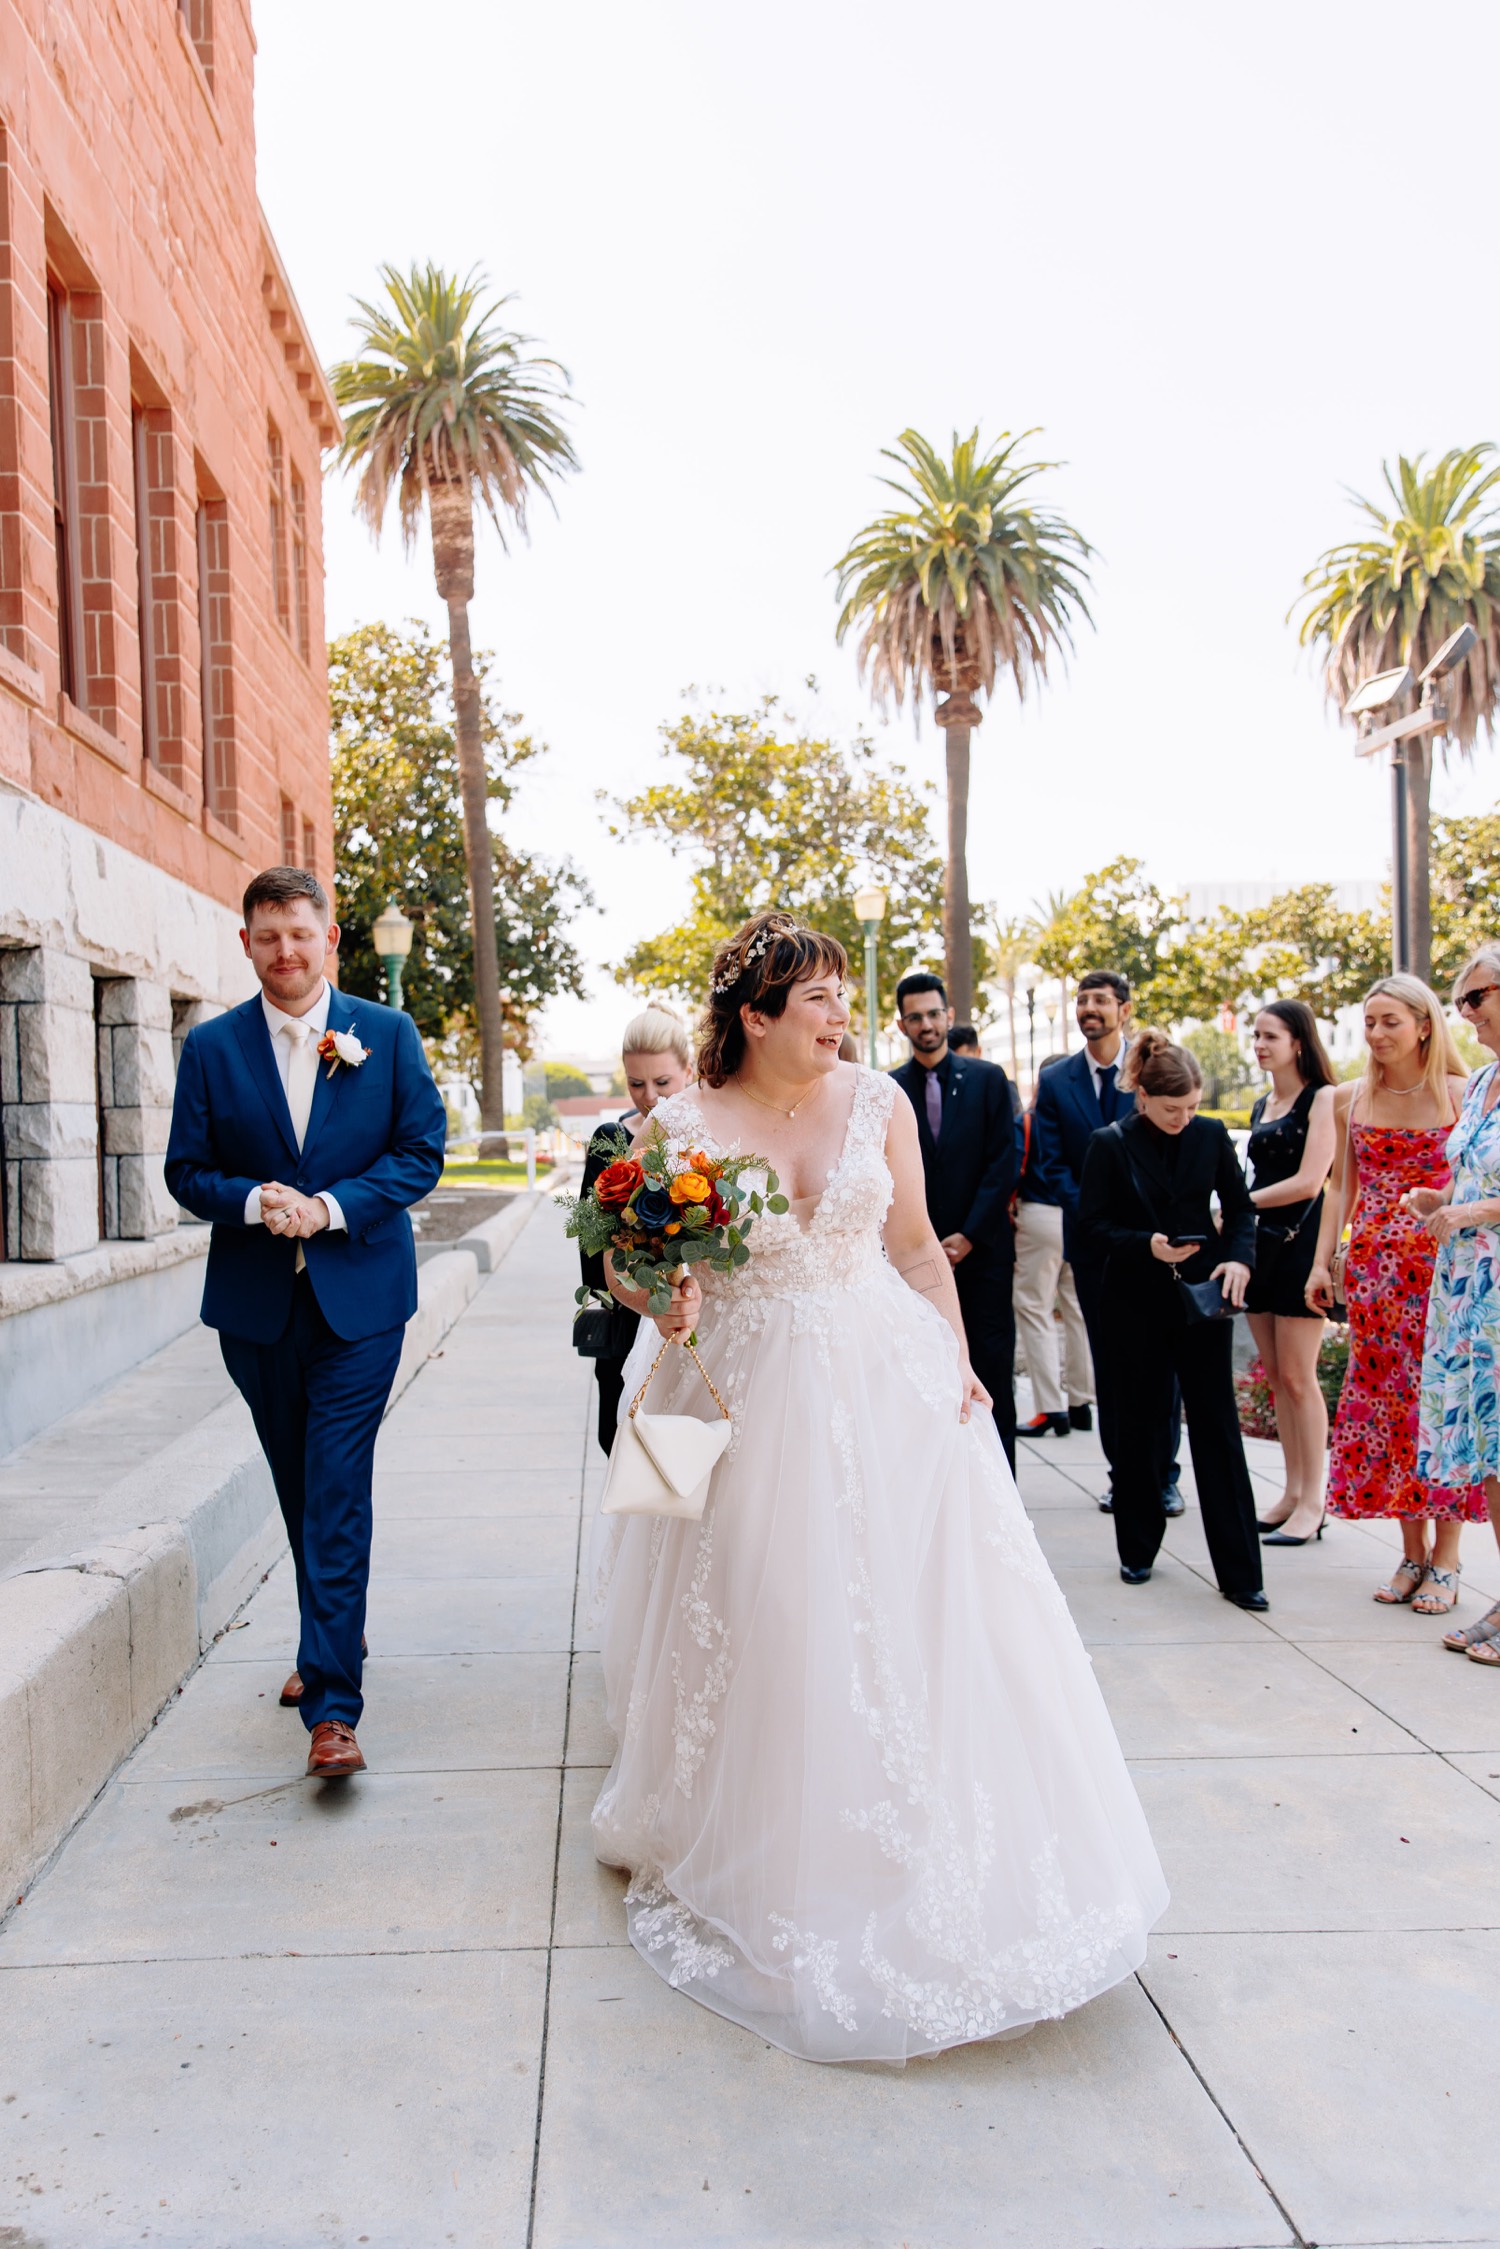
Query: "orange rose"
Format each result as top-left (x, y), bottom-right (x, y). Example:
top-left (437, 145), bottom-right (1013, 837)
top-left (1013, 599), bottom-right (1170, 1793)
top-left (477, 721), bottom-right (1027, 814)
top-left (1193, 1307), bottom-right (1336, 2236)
top-left (669, 1171), bottom-right (711, 1206)
top-left (595, 1157), bottom-right (644, 1209)
top-left (689, 1150), bottom-right (723, 1181)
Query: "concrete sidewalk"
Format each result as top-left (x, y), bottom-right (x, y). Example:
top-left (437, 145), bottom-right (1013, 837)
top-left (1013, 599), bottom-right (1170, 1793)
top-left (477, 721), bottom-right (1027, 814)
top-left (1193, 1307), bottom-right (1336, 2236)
top-left (3, 1202), bottom-right (1498, 2249)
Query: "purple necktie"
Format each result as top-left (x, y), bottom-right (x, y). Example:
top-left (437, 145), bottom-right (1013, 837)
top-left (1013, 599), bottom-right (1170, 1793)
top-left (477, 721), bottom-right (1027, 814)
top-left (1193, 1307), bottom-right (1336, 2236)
top-left (925, 1069), bottom-right (942, 1141)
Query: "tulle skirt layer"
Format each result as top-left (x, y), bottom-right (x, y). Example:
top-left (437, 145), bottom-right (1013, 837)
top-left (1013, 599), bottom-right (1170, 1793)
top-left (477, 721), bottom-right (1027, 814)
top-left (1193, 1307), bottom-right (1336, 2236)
top-left (591, 1262), bottom-right (1168, 2063)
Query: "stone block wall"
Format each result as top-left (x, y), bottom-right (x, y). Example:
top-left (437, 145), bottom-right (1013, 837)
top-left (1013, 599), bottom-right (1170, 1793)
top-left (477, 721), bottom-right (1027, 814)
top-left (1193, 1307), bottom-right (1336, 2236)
top-left (0, 943), bottom-right (99, 1259)
top-left (95, 975), bottom-right (177, 1240)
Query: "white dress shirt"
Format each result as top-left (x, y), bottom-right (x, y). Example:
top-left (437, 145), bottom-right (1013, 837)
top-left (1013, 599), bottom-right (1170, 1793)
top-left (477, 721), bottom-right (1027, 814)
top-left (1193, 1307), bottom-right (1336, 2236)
top-left (242, 979), bottom-right (347, 1235)
top-left (1085, 1040), bottom-right (1127, 1106)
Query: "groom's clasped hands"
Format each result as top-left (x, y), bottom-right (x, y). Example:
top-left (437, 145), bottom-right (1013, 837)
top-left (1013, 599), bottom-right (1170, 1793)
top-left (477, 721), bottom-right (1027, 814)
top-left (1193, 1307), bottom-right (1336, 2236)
top-left (257, 1181), bottom-right (331, 1239)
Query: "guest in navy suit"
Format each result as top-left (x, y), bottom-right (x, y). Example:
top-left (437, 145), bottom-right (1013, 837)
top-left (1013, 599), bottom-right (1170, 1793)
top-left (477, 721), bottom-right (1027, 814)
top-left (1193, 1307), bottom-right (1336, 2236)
top-left (1031, 968), bottom-right (1182, 1514)
top-left (891, 973), bottom-right (1019, 1468)
top-left (166, 867), bottom-right (446, 1778)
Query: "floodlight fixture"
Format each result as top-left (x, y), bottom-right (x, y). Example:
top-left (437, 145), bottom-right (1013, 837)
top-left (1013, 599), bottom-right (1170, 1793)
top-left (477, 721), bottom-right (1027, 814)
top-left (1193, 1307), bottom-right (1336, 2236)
top-left (1419, 623), bottom-right (1476, 686)
top-left (1343, 666), bottom-right (1414, 719)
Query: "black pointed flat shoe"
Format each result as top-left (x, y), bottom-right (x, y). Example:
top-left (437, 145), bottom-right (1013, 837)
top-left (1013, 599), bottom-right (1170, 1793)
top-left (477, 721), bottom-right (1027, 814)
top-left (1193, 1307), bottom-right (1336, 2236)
top-left (1119, 1565), bottom-right (1153, 1585)
top-left (1223, 1589), bottom-right (1269, 1611)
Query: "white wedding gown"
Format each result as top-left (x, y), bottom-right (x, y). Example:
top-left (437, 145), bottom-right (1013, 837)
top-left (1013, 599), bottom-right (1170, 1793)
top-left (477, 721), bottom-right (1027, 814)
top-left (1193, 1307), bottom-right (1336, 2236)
top-left (591, 1071), bottom-right (1167, 2063)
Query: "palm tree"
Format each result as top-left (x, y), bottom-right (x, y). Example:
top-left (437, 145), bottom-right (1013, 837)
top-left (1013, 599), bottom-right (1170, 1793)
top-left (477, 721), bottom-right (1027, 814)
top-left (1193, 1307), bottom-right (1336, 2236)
top-left (1030, 886), bottom-right (1076, 1056)
top-left (834, 428), bottom-right (1094, 1020)
top-left (330, 264), bottom-right (578, 1142)
top-left (989, 913), bottom-right (1037, 1080)
top-left (1296, 447), bottom-right (1500, 984)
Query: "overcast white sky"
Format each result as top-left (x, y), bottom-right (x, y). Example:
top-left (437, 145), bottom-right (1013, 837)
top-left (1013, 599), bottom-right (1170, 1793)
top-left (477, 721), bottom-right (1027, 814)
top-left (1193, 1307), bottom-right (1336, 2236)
top-left (254, 0), bottom-right (1500, 1061)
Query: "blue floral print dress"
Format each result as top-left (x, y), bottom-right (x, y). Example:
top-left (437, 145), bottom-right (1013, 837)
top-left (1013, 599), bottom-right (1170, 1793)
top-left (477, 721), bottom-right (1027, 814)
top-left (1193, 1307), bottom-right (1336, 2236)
top-left (1417, 1064), bottom-right (1500, 1495)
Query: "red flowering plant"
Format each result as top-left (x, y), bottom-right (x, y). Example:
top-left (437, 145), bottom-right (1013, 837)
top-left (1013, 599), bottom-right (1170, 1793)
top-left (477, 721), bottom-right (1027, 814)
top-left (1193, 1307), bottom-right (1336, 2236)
top-left (561, 1120), bottom-right (786, 1318)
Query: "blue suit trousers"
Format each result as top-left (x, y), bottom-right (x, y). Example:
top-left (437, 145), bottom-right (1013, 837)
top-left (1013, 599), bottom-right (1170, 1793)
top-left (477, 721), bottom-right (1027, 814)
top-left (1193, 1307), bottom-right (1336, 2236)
top-left (220, 1273), bottom-right (403, 1732)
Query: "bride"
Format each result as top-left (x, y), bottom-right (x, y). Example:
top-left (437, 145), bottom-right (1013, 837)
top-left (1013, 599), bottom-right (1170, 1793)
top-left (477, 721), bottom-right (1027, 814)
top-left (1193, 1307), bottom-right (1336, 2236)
top-left (591, 912), bottom-right (1167, 2063)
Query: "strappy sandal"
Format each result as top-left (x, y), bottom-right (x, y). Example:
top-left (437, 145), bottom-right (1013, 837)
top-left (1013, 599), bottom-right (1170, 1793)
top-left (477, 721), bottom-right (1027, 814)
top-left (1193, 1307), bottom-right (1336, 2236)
top-left (1444, 1601), bottom-right (1500, 1653)
top-left (1413, 1562), bottom-right (1462, 1615)
top-left (1374, 1557), bottom-right (1428, 1605)
top-left (1467, 1637), bottom-right (1500, 1667)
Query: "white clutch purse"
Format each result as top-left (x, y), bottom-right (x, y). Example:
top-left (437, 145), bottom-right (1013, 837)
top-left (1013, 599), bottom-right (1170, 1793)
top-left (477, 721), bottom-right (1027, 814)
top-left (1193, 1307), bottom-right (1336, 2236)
top-left (601, 1335), bottom-right (732, 1521)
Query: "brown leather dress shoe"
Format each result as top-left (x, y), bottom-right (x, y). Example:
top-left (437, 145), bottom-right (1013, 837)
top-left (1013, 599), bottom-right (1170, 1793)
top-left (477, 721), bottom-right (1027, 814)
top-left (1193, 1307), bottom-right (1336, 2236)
top-left (280, 1635), bottom-right (368, 1708)
top-left (306, 1720), bottom-right (365, 1777)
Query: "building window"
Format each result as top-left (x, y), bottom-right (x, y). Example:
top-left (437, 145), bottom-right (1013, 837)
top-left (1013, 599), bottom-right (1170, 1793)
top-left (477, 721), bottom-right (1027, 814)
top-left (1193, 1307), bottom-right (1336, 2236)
top-left (46, 282), bottom-right (85, 705)
top-left (178, 0), bottom-right (214, 91)
top-left (267, 420), bottom-right (289, 635)
top-left (290, 468), bottom-right (310, 661)
top-left (301, 816), bottom-right (316, 874)
top-left (195, 486), bottom-right (236, 825)
top-left (131, 407), bottom-right (159, 765)
top-left (280, 795), bottom-right (298, 865)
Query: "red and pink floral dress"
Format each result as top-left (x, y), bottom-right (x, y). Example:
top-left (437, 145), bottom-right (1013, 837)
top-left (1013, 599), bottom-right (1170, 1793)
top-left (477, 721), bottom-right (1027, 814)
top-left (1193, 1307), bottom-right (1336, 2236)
top-left (1327, 1120), bottom-right (1487, 1522)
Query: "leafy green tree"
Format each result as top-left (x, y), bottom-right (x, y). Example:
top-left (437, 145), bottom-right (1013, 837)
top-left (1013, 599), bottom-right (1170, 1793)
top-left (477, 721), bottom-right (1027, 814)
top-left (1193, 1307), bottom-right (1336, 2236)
top-left (1029, 858), bottom-right (1182, 1006)
top-left (606, 696), bottom-right (947, 1023)
top-left (330, 264), bottom-right (578, 1135)
top-left (1182, 1025), bottom-right (1256, 1108)
top-left (1431, 808), bottom-right (1500, 991)
top-left (329, 621), bottom-right (592, 1063)
top-left (1295, 447), bottom-right (1500, 983)
top-left (543, 1062), bottom-right (594, 1099)
top-left (834, 429), bottom-right (1093, 1020)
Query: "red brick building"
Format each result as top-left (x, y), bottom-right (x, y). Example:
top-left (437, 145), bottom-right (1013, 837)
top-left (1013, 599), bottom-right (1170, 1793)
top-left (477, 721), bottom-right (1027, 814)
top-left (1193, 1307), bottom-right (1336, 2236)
top-left (0, 0), bottom-right (338, 1446)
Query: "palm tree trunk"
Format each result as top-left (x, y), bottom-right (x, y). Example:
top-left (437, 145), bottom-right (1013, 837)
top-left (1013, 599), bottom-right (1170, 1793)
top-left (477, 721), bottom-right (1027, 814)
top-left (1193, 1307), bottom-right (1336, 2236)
top-left (429, 480), bottom-right (508, 1144)
top-left (936, 695), bottom-right (977, 1021)
top-left (1406, 739), bottom-right (1432, 986)
top-left (1006, 982), bottom-right (1019, 1080)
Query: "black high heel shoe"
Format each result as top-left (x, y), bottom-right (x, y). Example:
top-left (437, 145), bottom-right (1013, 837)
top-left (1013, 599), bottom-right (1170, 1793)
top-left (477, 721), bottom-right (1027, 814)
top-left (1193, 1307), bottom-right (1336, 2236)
top-left (1262, 1513), bottom-right (1327, 1548)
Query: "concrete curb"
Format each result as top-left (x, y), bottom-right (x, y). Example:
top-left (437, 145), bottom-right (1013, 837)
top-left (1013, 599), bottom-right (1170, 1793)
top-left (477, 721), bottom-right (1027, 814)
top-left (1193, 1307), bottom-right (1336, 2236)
top-left (0, 1193), bottom-right (542, 1910)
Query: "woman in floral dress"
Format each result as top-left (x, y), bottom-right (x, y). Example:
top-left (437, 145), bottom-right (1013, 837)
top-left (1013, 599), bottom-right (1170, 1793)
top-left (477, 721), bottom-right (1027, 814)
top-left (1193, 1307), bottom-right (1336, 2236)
top-left (1307, 976), bottom-right (1483, 1610)
top-left (1410, 948), bottom-right (1500, 1664)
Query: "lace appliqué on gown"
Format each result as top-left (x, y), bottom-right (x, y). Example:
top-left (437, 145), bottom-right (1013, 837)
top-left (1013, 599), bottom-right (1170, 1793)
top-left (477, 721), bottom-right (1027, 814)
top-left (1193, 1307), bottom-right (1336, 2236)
top-left (591, 1066), bottom-right (1167, 2062)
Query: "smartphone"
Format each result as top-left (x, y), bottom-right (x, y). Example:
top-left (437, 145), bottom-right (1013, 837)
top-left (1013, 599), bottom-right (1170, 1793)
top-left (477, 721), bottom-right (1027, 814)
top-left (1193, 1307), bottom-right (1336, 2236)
top-left (1169, 1233), bottom-right (1207, 1248)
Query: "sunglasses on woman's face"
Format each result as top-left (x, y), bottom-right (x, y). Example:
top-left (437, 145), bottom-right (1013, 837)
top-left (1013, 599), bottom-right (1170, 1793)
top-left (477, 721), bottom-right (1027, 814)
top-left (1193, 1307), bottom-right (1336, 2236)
top-left (1458, 984), bottom-right (1500, 1014)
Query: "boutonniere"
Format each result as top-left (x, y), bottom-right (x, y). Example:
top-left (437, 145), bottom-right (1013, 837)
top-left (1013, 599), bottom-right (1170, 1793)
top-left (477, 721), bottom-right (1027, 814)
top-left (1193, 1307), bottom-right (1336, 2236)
top-left (317, 1027), bottom-right (370, 1080)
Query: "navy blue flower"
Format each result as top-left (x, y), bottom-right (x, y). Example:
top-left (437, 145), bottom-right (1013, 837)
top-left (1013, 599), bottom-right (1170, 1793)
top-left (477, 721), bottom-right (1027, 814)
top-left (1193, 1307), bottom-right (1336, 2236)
top-left (632, 1185), bottom-right (675, 1232)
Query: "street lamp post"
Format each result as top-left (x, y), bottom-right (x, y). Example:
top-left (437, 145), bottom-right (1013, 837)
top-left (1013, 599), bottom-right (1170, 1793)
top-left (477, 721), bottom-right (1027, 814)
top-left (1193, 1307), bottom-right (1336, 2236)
top-left (1346, 624), bottom-right (1476, 976)
top-left (853, 882), bottom-right (888, 1068)
top-left (370, 901), bottom-right (414, 1010)
top-left (1020, 964), bottom-right (1040, 1093)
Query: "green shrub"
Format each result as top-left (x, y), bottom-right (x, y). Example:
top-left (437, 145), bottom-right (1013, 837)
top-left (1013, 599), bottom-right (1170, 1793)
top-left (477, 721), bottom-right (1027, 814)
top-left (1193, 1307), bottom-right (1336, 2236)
top-left (1239, 1325), bottom-right (1350, 1440)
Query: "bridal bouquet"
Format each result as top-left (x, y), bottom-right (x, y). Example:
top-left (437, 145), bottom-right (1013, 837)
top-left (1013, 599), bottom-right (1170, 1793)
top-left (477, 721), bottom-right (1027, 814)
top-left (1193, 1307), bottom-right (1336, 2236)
top-left (562, 1122), bottom-right (787, 1317)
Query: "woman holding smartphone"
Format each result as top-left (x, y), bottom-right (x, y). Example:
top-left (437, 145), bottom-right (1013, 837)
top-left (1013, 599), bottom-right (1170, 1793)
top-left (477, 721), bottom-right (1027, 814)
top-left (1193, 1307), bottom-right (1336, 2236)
top-left (1077, 1028), bottom-right (1265, 1609)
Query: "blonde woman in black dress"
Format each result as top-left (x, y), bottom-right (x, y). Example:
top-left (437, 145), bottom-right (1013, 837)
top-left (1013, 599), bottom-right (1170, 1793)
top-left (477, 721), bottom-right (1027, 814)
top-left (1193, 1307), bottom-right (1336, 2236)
top-left (1246, 1001), bottom-right (1338, 1544)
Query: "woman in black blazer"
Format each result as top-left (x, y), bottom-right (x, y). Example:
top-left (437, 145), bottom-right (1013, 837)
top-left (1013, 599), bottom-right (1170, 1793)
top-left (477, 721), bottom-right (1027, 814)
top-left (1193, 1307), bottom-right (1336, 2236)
top-left (1077, 1028), bottom-right (1266, 1609)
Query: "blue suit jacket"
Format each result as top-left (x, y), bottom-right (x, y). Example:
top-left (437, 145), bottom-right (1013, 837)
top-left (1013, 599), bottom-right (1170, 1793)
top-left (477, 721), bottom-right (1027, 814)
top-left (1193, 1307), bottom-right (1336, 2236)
top-left (1030, 1047), bottom-right (1136, 1266)
top-left (165, 987), bottom-right (447, 1345)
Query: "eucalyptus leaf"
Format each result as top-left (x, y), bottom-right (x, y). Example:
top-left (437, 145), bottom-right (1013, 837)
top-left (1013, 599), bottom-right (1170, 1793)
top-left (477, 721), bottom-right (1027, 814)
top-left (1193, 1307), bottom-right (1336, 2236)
top-left (767, 1194), bottom-right (789, 1214)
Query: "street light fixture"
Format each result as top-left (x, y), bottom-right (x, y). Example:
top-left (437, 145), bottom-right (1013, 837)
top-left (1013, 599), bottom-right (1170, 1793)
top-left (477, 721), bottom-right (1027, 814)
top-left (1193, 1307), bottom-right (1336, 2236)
top-left (853, 881), bottom-right (888, 1069)
top-left (370, 901), bottom-right (414, 1010)
top-left (1347, 624), bottom-right (1476, 972)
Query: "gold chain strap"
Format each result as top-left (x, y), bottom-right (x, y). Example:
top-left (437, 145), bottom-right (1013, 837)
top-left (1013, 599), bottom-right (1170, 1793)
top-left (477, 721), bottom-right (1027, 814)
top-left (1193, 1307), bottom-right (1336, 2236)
top-left (628, 1334), bottom-right (731, 1423)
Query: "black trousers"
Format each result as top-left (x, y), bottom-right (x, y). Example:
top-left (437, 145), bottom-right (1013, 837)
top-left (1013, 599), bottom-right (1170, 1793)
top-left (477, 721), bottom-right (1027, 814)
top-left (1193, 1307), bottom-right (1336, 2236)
top-left (956, 1246), bottom-right (1016, 1472)
top-left (1074, 1255), bottom-right (1181, 1488)
top-left (594, 1354), bottom-right (628, 1458)
top-left (219, 1272), bottom-right (404, 1731)
top-left (1107, 1297), bottom-right (1262, 1595)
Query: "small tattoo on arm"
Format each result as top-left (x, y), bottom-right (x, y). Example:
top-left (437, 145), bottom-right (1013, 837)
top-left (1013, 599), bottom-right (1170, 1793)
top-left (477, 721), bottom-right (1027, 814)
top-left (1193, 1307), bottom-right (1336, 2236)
top-left (899, 1256), bottom-right (944, 1296)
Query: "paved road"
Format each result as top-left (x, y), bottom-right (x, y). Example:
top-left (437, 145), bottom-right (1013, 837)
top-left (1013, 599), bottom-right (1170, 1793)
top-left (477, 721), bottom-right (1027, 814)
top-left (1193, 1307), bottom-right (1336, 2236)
top-left (3, 1202), bottom-right (1498, 2248)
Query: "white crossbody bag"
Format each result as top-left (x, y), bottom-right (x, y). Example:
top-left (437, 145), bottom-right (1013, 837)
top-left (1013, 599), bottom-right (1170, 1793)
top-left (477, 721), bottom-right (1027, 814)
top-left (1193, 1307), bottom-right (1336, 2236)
top-left (601, 1334), bottom-right (732, 1521)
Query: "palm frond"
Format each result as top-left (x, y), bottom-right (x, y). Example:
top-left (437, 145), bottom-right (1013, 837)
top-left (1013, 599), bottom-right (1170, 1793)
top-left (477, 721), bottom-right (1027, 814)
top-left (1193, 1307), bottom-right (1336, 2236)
top-left (832, 428), bottom-right (1094, 719)
top-left (1294, 445), bottom-right (1500, 752)
top-left (328, 262), bottom-right (579, 554)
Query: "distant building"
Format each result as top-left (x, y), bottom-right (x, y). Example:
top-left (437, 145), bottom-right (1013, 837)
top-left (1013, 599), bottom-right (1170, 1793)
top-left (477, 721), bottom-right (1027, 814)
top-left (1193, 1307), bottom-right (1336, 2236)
top-left (1180, 879), bottom-right (1383, 919)
top-left (0, 0), bottom-right (338, 1448)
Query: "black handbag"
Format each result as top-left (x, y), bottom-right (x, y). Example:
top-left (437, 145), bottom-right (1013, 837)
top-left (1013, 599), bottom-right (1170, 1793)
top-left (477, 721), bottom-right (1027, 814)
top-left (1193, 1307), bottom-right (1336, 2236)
top-left (573, 1302), bottom-right (634, 1358)
top-left (1116, 1130), bottom-right (1237, 1326)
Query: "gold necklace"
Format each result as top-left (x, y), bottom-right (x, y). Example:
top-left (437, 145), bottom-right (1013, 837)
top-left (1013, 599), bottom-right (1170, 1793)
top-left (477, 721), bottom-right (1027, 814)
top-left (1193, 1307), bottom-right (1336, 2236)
top-left (734, 1072), bottom-right (823, 1120)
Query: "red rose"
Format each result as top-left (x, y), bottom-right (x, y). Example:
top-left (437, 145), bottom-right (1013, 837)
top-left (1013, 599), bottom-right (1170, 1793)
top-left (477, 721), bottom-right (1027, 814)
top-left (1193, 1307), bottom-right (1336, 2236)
top-left (595, 1157), bottom-right (644, 1210)
top-left (704, 1188), bottom-right (729, 1227)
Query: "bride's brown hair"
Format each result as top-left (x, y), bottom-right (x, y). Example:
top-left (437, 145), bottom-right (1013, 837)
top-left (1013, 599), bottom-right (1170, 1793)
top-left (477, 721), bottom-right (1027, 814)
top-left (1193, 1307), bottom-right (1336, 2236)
top-left (698, 912), bottom-right (848, 1088)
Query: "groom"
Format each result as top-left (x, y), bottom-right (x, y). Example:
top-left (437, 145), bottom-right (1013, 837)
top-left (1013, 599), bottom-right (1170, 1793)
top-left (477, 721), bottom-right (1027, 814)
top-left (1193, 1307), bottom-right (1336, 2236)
top-left (166, 867), bottom-right (446, 1778)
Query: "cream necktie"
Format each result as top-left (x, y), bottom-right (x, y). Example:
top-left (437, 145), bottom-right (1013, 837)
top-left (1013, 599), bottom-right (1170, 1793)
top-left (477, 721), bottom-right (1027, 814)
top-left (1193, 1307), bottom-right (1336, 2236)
top-left (281, 1019), bottom-right (318, 1275)
top-left (282, 1017), bottom-right (318, 1150)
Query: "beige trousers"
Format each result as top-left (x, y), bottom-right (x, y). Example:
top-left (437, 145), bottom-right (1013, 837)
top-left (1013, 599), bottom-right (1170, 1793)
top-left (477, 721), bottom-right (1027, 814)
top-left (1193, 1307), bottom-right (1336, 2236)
top-left (1013, 1197), bottom-right (1094, 1416)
